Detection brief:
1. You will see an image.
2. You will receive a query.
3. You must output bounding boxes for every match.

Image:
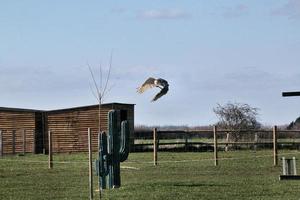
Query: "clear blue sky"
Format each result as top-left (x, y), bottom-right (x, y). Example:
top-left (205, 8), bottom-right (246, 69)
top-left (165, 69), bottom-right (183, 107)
top-left (0, 0), bottom-right (299, 126)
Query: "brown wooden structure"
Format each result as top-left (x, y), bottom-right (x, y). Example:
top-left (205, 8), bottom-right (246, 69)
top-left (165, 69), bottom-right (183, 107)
top-left (46, 103), bottom-right (134, 153)
top-left (0, 107), bottom-right (44, 154)
top-left (0, 103), bottom-right (134, 154)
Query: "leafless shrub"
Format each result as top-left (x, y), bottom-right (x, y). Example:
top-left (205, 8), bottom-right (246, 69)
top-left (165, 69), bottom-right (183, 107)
top-left (213, 102), bottom-right (261, 141)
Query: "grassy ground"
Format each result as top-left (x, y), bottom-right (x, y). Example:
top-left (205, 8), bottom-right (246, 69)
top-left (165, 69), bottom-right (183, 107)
top-left (1, 150), bottom-right (300, 200)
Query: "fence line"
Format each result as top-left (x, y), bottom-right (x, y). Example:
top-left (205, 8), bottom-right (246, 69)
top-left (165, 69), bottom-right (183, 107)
top-left (1, 151), bottom-right (300, 166)
top-left (1, 127), bottom-right (300, 156)
top-left (133, 126), bottom-right (300, 166)
top-left (134, 129), bottom-right (300, 137)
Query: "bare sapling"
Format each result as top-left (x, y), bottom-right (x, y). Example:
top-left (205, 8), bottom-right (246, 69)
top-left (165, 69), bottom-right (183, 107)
top-left (87, 51), bottom-right (114, 199)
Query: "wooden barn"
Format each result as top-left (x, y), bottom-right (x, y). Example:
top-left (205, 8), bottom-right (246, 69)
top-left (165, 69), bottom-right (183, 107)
top-left (0, 107), bottom-right (44, 154)
top-left (0, 103), bottom-right (134, 154)
top-left (46, 103), bottom-right (134, 153)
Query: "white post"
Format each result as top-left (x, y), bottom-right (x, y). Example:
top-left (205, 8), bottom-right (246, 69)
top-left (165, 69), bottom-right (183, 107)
top-left (293, 157), bottom-right (297, 175)
top-left (282, 157), bottom-right (286, 175)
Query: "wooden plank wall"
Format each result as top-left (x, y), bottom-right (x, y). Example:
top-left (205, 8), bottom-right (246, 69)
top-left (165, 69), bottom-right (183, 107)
top-left (113, 104), bottom-right (135, 142)
top-left (47, 104), bottom-right (134, 153)
top-left (0, 111), bottom-right (36, 154)
top-left (35, 112), bottom-right (46, 153)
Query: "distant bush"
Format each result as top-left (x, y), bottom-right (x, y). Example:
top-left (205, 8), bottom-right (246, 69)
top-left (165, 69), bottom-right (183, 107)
top-left (213, 102), bottom-right (261, 142)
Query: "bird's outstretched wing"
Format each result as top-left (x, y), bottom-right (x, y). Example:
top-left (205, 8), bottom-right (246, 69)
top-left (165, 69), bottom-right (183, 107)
top-left (137, 77), bottom-right (156, 93)
top-left (152, 86), bottom-right (169, 101)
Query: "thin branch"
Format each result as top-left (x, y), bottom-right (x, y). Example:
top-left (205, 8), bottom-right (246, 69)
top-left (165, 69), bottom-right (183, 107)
top-left (99, 61), bottom-right (103, 96)
top-left (100, 83), bottom-right (116, 103)
top-left (88, 81), bottom-right (100, 103)
top-left (87, 62), bottom-right (101, 99)
top-left (86, 54), bottom-right (114, 200)
top-left (102, 50), bottom-right (113, 99)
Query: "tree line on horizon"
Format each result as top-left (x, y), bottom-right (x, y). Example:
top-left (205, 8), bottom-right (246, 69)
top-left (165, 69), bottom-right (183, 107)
top-left (135, 102), bottom-right (298, 131)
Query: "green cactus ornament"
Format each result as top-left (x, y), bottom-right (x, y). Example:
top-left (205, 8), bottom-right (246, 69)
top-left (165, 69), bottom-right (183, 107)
top-left (95, 110), bottom-right (130, 189)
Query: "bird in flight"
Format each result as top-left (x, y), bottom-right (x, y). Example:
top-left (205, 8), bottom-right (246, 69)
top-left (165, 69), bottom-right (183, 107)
top-left (137, 77), bottom-right (169, 101)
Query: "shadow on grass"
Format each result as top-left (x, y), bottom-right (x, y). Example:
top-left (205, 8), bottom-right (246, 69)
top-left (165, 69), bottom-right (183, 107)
top-left (139, 181), bottom-right (230, 188)
top-left (171, 183), bottom-right (229, 187)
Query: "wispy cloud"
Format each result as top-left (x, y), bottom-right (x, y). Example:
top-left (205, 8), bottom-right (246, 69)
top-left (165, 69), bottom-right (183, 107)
top-left (198, 67), bottom-right (283, 92)
top-left (271, 0), bottom-right (300, 19)
top-left (138, 9), bottom-right (190, 20)
top-left (111, 7), bottom-right (127, 14)
top-left (222, 4), bottom-right (249, 19)
top-left (0, 65), bottom-right (87, 93)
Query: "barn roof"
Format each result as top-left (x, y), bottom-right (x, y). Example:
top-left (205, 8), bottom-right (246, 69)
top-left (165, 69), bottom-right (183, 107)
top-left (0, 107), bottom-right (43, 113)
top-left (0, 102), bottom-right (135, 113)
top-left (47, 103), bottom-right (135, 113)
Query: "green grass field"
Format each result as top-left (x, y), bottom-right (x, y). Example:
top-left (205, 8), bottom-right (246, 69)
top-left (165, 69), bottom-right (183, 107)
top-left (1, 150), bottom-right (300, 200)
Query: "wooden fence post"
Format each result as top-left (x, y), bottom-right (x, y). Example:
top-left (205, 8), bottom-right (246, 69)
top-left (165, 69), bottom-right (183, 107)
top-left (0, 130), bottom-right (3, 157)
top-left (12, 130), bottom-right (16, 154)
top-left (254, 132), bottom-right (258, 152)
top-left (273, 126), bottom-right (278, 166)
top-left (225, 133), bottom-right (229, 152)
top-left (185, 132), bottom-right (188, 152)
top-left (32, 132), bottom-right (36, 154)
top-left (213, 126), bottom-right (218, 166)
top-left (22, 130), bottom-right (26, 155)
top-left (88, 128), bottom-right (93, 200)
top-left (153, 128), bottom-right (158, 166)
top-left (48, 130), bottom-right (53, 169)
